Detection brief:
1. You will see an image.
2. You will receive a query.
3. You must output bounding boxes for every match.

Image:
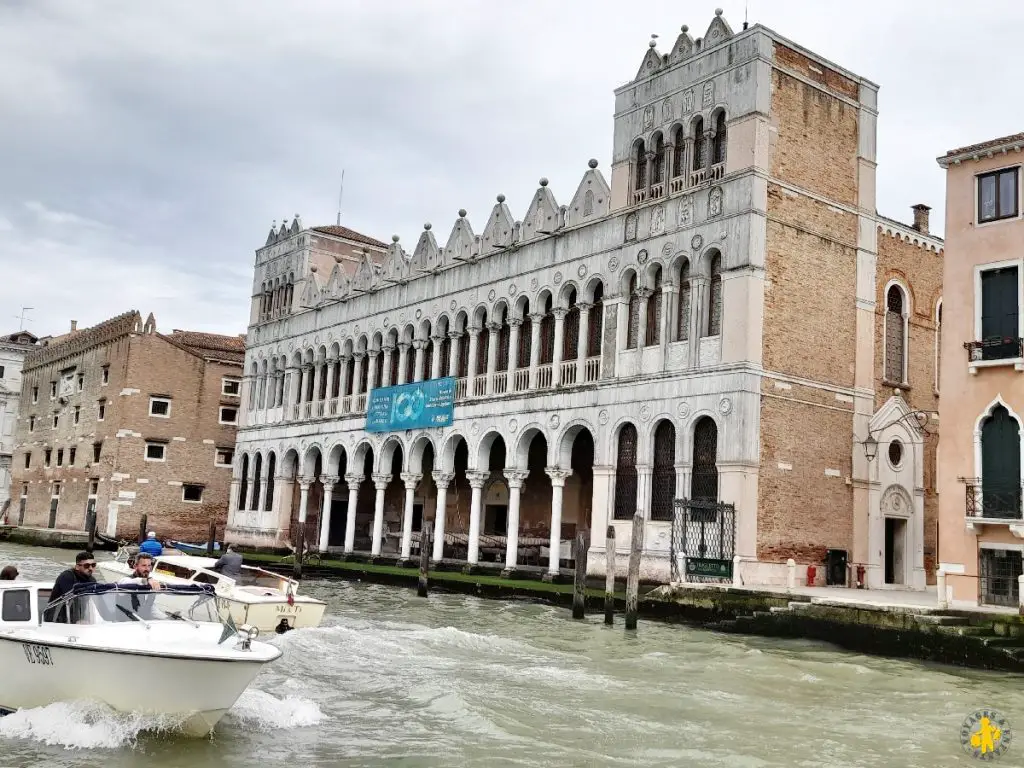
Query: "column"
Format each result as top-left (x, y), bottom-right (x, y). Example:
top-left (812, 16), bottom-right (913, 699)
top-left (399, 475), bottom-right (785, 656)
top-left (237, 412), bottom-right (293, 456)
top-left (546, 468), bottom-right (572, 575)
top-left (430, 335), bottom-right (444, 379)
top-left (412, 341), bottom-right (425, 383)
top-left (257, 475), bottom-right (269, 516)
top-left (343, 473), bottom-right (363, 553)
top-left (576, 303), bottom-right (592, 382)
top-left (466, 327), bottom-right (481, 384)
top-left (688, 275), bottom-right (709, 364)
top-left (296, 477), bottom-right (312, 547)
top-left (465, 470), bottom-right (489, 564)
top-left (397, 343), bottom-right (410, 385)
top-left (311, 360), bottom-right (323, 402)
top-left (227, 478), bottom-right (241, 527)
top-left (637, 288), bottom-right (652, 346)
top-left (507, 319), bottom-right (522, 388)
top-left (528, 313), bottom-right (543, 388)
top-left (338, 355), bottom-right (352, 398)
top-left (431, 472), bottom-right (454, 561)
top-left (317, 475), bottom-right (338, 552)
top-left (324, 358), bottom-right (337, 402)
top-left (381, 346), bottom-right (394, 387)
top-left (485, 322), bottom-right (500, 393)
top-left (246, 470), bottom-right (258, 511)
top-left (295, 366), bottom-right (306, 404)
top-left (366, 350), bottom-right (380, 394)
top-left (370, 473), bottom-right (391, 556)
top-left (447, 332), bottom-right (461, 377)
top-left (503, 470), bottom-right (529, 571)
top-left (552, 308), bottom-right (567, 385)
top-left (352, 353), bottom-right (365, 404)
top-left (274, 474), bottom-right (292, 535)
top-left (399, 472), bottom-right (422, 560)
top-left (636, 464), bottom-right (653, 519)
top-left (645, 150), bottom-right (655, 195)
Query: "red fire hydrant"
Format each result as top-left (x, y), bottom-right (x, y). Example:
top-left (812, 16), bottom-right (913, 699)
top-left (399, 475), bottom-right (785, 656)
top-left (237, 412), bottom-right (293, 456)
top-left (806, 565), bottom-right (817, 586)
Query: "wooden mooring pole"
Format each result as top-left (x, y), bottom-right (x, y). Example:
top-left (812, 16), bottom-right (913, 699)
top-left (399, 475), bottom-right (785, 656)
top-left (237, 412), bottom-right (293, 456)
top-left (294, 525), bottom-right (305, 580)
top-left (572, 530), bottom-right (589, 619)
top-left (604, 526), bottom-right (615, 625)
top-left (625, 512), bottom-right (644, 631)
top-left (417, 526), bottom-right (432, 598)
top-left (85, 509), bottom-right (96, 552)
top-left (138, 514), bottom-right (148, 544)
top-left (206, 520), bottom-right (216, 556)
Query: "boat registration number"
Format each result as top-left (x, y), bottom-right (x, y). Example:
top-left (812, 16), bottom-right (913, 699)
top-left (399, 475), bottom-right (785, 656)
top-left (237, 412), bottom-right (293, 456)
top-left (22, 643), bottom-right (54, 666)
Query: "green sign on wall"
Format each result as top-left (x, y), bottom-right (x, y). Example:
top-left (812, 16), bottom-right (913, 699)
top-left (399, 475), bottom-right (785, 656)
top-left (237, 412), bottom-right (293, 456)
top-left (685, 557), bottom-right (733, 578)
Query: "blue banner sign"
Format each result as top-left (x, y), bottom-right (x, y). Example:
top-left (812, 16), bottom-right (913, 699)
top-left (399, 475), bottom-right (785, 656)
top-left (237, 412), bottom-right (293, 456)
top-left (365, 377), bottom-right (456, 433)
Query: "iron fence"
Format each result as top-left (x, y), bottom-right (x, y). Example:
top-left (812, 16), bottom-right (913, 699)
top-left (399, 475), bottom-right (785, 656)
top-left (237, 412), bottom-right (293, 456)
top-left (670, 497), bottom-right (736, 583)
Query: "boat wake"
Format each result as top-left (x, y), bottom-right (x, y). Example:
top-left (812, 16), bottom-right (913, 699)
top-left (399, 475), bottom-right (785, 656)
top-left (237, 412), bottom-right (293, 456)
top-left (0, 689), bottom-right (325, 750)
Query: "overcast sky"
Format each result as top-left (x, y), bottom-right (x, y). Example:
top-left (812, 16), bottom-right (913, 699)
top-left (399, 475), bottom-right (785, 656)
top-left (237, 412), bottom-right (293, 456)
top-left (1, 1), bottom-right (1021, 338)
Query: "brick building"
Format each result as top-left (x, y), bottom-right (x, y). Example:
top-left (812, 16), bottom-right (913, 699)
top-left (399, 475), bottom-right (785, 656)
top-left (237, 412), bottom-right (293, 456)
top-left (9, 311), bottom-right (244, 541)
top-left (0, 330), bottom-right (39, 517)
top-left (230, 10), bottom-right (942, 589)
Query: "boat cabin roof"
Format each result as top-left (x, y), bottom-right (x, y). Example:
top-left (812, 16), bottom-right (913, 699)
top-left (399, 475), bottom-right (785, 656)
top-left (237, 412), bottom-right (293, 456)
top-left (152, 555), bottom-right (295, 585)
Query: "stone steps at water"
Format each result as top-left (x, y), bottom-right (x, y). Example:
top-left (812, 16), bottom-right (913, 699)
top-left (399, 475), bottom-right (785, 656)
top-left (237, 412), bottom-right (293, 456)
top-left (913, 614), bottom-right (970, 626)
top-left (933, 624), bottom-right (995, 637)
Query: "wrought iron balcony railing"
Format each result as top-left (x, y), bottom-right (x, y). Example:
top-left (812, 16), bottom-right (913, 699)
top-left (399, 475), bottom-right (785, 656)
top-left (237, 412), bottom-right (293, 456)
top-left (964, 336), bottom-right (1024, 363)
top-left (964, 479), bottom-right (1024, 520)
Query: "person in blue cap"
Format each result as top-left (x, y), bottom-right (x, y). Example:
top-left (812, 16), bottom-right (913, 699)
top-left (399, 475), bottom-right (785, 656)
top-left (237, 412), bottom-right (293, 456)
top-left (138, 531), bottom-right (163, 557)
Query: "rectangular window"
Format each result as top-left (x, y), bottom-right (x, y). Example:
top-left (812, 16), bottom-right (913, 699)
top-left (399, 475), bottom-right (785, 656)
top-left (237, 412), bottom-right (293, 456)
top-left (215, 447), bottom-right (234, 467)
top-left (2, 590), bottom-right (32, 622)
top-left (31, 386), bottom-right (38, 404)
top-left (145, 442), bottom-right (166, 462)
top-left (56, 449), bottom-right (63, 467)
top-left (93, 441), bottom-right (102, 463)
top-left (218, 406), bottom-right (238, 425)
top-left (978, 265), bottom-right (1021, 360)
top-left (51, 413), bottom-right (58, 428)
top-left (51, 482), bottom-right (61, 496)
top-left (28, 415), bottom-right (34, 432)
top-left (149, 397), bottom-right (171, 418)
top-left (0, 365), bottom-right (4, 378)
top-left (44, 449), bottom-right (51, 467)
top-left (182, 484), bottom-right (204, 503)
top-left (69, 447), bottom-right (76, 466)
top-left (24, 452), bottom-right (31, 469)
top-left (101, 366), bottom-right (109, 385)
top-left (222, 378), bottom-right (241, 397)
top-left (979, 168), bottom-right (1020, 223)
top-left (73, 405), bottom-right (80, 424)
top-left (49, 381), bottom-right (56, 399)
top-left (97, 399), bottom-right (106, 421)
top-left (76, 373), bottom-right (84, 392)
top-left (89, 480), bottom-right (99, 496)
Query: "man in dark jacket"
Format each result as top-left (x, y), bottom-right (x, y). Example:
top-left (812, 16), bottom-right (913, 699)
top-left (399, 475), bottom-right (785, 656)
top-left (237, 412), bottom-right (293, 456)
top-left (44, 551), bottom-right (98, 622)
top-left (211, 545), bottom-right (243, 579)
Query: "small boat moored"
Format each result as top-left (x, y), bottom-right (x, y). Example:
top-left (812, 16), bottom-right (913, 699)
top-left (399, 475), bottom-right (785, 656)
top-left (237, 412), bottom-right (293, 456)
top-left (0, 581), bottom-right (282, 737)
top-left (170, 540), bottom-right (221, 556)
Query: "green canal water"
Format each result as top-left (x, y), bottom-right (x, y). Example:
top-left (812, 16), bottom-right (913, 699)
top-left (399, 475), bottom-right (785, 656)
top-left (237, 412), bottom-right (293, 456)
top-left (1, 542), bottom-right (1022, 767)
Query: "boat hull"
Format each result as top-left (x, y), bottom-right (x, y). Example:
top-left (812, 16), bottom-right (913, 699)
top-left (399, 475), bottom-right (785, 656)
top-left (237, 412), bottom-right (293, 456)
top-left (0, 633), bottom-right (269, 736)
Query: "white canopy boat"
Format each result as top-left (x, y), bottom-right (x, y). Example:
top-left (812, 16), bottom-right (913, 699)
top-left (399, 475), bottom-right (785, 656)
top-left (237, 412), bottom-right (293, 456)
top-left (97, 552), bottom-right (326, 634)
top-left (0, 581), bottom-right (281, 737)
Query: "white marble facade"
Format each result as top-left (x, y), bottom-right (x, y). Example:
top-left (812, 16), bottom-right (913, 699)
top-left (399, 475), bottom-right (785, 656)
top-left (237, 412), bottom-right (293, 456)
top-left (0, 333), bottom-right (36, 519)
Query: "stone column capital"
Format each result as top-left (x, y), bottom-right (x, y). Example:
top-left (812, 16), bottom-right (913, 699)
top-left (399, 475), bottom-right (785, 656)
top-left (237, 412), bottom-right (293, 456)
top-left (397, 342), bottom-right (411, 351)
top-left (432, 470), bottom-right (455, 489)
top-left (576, 302), bottom-right (593, 312)
top-left (372, 473), bottom-right (392, 490)
top-left (545, 467), bottom-right (572, 486)
top-left (412, 339), bottom-right (425, 351)
top-left (508, 318), bottom-right (523, 328)
top-left (503, 469), bottom-right (530, 489)
top-left (353, 351), bottom-right (365, 361)
top-left (400, 472), bottom-right (423, 489)
top-left (430, 334), bottom-right (444, 344)
top-left (382, 344), bottom-right (395, 354)
top-left (447, 331), bottom-right (462, 340)
top-left (344, 473), bottom-right (365, 486)
top-left (552, 307), bottom-right (568, 320)
top-left (297, 477), bottom-right (314, 491)
top-left (466, 470), bottom-right (490, 488)
top-left (529, 313), bottom-right (545, 323)
top-left (326, 356), bottom-right (339, 365)
top-left (486, 321), bottom-right (502, 333)
top-left (321, 474), bottom-right (340, 487)
top-left (367, 349), bottom-right (380, 359)
top-left (468, 326), bottom-right (482, 338)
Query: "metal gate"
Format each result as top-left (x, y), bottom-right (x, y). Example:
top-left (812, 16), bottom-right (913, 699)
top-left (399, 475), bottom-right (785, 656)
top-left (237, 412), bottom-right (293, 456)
top-left (670, 498), bottom-right (736, 583)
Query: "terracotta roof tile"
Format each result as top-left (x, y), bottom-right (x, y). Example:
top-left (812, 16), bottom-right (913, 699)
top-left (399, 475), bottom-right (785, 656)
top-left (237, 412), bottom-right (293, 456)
top-left (311, 225), bottom-right (387, 249)
top-left (167, 330), bottom-right (246, 363)
top-left (944, 132), bottom-right (1024, 158)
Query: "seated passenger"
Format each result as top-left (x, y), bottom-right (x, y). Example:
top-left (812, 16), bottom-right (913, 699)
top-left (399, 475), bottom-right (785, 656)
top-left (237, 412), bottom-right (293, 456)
top-left (44, 551), bottom-right (97, 623)
top-left (118, 552), bottom-right (163, 589)
top-left (211, 545), bottom-right (243, 578)
top-left (0, 565), bottom-right (18, 580)
top-left (138, 531), bottom-right (163, 557)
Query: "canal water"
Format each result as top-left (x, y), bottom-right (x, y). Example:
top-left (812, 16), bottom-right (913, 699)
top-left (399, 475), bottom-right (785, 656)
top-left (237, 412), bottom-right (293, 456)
top-left (1, 543), bottom-right (1022, 768)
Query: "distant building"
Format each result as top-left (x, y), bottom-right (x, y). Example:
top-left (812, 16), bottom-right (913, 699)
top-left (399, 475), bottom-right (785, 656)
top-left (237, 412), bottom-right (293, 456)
top-left (937, 131), bottom-right (1024, 607)
top-left (0, 331), bottom-right (39, 519)
top-left (9, 312), bottom-right (244, 541)
top-left (230, 10), bottom-right (942, 589)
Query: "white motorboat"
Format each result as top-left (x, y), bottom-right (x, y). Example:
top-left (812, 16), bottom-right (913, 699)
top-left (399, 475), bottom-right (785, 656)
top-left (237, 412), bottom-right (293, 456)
top-left (0, 581), bottom-right (282, 737)
top-left (97, 552), bottom-right (326, 634)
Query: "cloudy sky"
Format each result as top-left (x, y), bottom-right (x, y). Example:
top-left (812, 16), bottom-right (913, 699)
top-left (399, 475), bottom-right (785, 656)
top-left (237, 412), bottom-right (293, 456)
top-left (1, 1), bottom-right (1021, 338)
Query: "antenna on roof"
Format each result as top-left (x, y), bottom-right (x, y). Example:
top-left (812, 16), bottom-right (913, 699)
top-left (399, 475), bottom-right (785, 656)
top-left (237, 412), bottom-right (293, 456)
top-left (13, 307), bottom-right (33, 331)
top-left (744, 0), bottom-right (749, 29)
top-left (336, 169), bottom-right (346, 226)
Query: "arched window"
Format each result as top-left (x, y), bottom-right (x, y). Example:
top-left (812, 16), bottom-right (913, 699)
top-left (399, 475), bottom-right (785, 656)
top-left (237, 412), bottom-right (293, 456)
top-left (497, 314), bottom-right (510, 372)
top-left (438, 334), bottom-right (451, 378)
top-left (614, 424), bottom-right (638, 520)
top-left (457, 333), bottom-right (469, 379)
top-left (634, 140), bottom-right (647, 193)
top-left (691, 417), bottom-right (718, 501)
top-left (587, 285), bottom-right (604, 358)
top-left (712, 111), bottom-right (727, 165)
top-left (251, 454), bottom-right (263, 511)
top-left (671, 125), bottom-right (685, 178)
top-left (677, 260), bottom-right (691, 341)
top-left (390, 346), bottom-right (401, 385)
top-left (540, 297), bottom-right (555, 365)
top-left (248, 364), bottom-right (258, 409)
top-left (346, 356), bottom-right (356, 396)
top-left (707, 255), bottom-right (723, 337)
top-left (651, 421), bottom-right (676, 521)
top-left (238, 454), bottom-right (249, 511)
top-left (563, 290), bottom-right (579, 361)
top-left (692, 117), bottom-right (706, 171)
top-left (405, 341), bottom-right (417, 384)
top-left (518, 306), bottom-right (532, 369)
top-left (276, 359), bottom-right (286, 407)
top-left (981, 405), bottom-right (1022, 518)
top-left (652, 133), bottom-right (665, 187)
top-left (885, 285), bottom-right (907, 384)
top-left (626, 274), bottom-right (640, 349)
top-left (645, 268), bottom-right (663, 346)
top-left (359, 353), bottom-right (369, 392)
top-left (264, 453), bottom-right (276, 512)
top-left (935, 301), bottom-right (942, 394)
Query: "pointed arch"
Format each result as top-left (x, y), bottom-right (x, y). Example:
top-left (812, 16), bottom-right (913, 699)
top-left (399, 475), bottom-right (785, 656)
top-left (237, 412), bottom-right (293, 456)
top-left (884, 280), bottom-right (910, 384)
top-left (613, 421), bottom-right (639, 520)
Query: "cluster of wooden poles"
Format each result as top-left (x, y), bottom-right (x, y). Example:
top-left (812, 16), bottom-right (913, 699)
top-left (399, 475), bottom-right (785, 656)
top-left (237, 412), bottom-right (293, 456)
top-left (416, 512), bottom-right (646, 630)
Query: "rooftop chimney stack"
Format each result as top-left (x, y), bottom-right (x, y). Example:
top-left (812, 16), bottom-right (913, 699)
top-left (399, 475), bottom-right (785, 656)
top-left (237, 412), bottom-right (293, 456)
top-left (70, 320), bottom-right (78, 332)
top-left (911, 204), bottom-right (930, 234)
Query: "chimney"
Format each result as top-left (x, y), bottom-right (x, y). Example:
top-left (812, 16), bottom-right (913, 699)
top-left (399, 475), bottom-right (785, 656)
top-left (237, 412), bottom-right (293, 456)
top-left (911, 204), bottom-right (930, 234)
top-left (70, 320), bottom-right (78, 332)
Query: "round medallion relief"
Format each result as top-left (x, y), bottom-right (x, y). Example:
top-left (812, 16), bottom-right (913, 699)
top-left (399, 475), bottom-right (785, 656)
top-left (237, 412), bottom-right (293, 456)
top-left (383, 317), bottom-right (389, 327)
top-left (314, 335), bottom-right (321, 345)
top-left (488, 289), bottom-right (496, 302)
top-left (471, 422), bottom-right (480, 435)
top-left (450, 299), bottom-right (458, 311)
top-left (691, 234), bottom-right (704, 250)
top-left (639, 404), bottom-right (652, 422)
top-left (508, 418), bottom-right (519, 433)
top-left (598, 409), bottom-right (609, 425)
top-left (549, 414), bottom-right (560, 430)
top-left (509, 283), bottom-right (518, 296)
top-left (637, 249), bottom-right (649, 265)
top-left (554, 272), bottom-right (563, 285)
top-left (719, 397), bottom-right (733, 415)
top-left (577, 264), bottom-right (588, 279)
top-left (530, 277), bottom-right (539, 291)
top-left (415, 309), bottom-right (422, 320)
top-left (608, 256), bottom-right (619, 271)
top-left (677, 402), bottom-right (691, 420)
top-left (662, 242), bottom-right (674, 258)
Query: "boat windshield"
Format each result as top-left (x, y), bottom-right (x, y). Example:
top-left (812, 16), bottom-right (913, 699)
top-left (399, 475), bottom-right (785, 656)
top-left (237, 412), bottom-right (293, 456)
top-left (43, 583), bottom-right (221, 626)
top-left (235, 567), bottom-right (291, 591)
